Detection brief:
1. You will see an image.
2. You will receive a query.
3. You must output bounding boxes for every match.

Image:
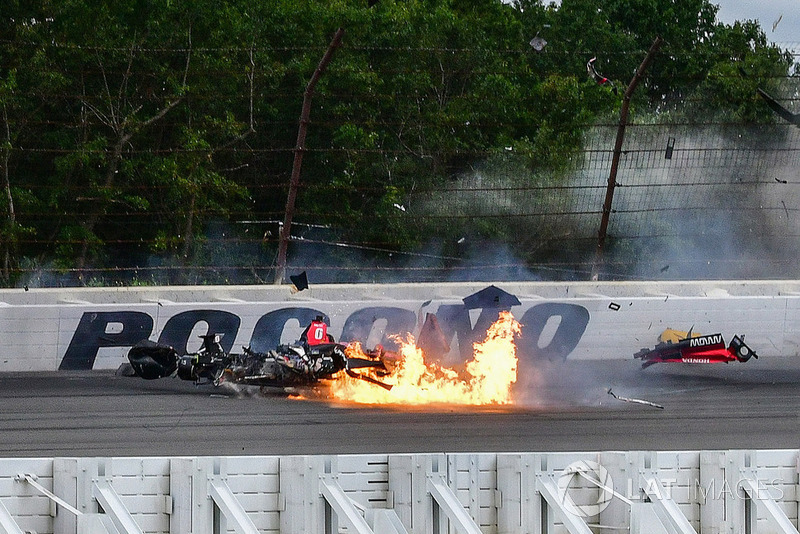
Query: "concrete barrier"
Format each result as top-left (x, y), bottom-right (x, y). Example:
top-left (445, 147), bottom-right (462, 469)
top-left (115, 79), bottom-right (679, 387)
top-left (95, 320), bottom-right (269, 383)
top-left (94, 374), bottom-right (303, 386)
top-left (1, 449), bottom-right (799, 533)
top-left (1, 280), bottom-right (799, 372)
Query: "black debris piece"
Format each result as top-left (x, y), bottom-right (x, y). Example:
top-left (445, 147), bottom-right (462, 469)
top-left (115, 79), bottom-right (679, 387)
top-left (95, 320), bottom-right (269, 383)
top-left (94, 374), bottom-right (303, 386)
top-left (758, 88), bottom-right (800, 126)
top-left (289, 271), bottom-right (309, 292)
top-left (462, 285), bottom-right (521, 309)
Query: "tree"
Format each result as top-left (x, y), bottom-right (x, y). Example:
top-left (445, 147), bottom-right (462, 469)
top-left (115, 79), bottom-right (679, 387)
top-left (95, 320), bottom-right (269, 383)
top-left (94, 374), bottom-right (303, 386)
top-left (0, 0), bottom-right (794, 285)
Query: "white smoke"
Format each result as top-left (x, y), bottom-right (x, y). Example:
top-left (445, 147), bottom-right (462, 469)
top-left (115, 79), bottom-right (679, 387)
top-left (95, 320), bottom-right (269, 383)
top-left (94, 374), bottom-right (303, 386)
top-left (577, 120), bottom-right (800, 280)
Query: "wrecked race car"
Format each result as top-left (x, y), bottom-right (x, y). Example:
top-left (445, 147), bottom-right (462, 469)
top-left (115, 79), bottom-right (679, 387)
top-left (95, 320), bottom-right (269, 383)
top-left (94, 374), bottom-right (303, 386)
top-left (634, 331), bottom-right (757, 369)
top-left (125, 333), bottom-right (394, 391)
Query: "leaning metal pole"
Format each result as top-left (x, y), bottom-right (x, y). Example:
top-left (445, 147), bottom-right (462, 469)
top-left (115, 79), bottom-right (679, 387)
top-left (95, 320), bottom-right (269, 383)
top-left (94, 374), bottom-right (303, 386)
top-left (274, 28), bottom-right (345, 284)
top-left (590, 36), bottom-right (663, 281)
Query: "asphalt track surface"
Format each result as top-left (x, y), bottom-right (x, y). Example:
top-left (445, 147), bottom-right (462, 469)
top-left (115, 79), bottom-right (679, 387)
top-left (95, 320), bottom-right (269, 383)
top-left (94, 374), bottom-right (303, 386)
top-left (2, 358), bottom-right (800, 457)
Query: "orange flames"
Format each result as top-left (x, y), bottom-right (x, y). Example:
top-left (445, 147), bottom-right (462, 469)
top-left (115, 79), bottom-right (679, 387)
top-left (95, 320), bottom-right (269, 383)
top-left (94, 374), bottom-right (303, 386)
top-left (329, 311), bottom-right (521, 405)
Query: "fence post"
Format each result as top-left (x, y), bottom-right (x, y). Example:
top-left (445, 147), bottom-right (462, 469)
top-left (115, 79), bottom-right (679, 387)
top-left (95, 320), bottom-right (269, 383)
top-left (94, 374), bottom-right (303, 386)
top-left (591, 36), bottom-right (663, 281)
top-left (274, 28), bottom-right (345, 284)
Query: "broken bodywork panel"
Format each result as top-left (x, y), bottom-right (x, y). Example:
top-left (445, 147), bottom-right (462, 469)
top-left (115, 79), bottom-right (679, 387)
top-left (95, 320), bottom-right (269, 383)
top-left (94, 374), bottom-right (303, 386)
top-left (634, 332), bottom-right (757, 369)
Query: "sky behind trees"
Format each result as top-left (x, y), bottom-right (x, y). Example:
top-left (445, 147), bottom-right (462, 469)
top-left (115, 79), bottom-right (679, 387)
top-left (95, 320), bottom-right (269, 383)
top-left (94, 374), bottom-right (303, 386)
top-left (714, 0), bottom-right (799, 47)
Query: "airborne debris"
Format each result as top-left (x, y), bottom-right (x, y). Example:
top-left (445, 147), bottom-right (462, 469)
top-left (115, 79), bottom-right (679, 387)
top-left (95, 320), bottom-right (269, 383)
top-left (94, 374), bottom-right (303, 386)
top-left (773, 14), bottom-right (783, 32)
top-left (529, 34), bottom-right (547, 51)
top-left (529, 25), bottom-right (550, 51)
top-left (289, 271), bottom-right (309, 292)
top-left (463, 285), bottom-right (521, 309)
top-left (607, 388), bottom-right (664, 409)
top-left (587, 57), bottom-right (611, 85)
top-left (757, 88), bottom-right (800, 126)
top-left (665, 137), bottom-right (675, 159)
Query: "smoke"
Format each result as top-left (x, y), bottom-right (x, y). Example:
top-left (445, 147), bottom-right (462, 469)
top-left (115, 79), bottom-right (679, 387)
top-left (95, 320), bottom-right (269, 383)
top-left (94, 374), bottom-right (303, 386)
top-left (287, 114), bottom-right (800, 283)
top-left (283, 221), bottom-right (542, 284)
top-left (22, 119), bottom-right (799, 287)
top-left (571, 119), bottom-right (800, 280)
top-left (513, 359), bottom-right (610, 408)
top-left (404, 156), bottom-right (587, 281)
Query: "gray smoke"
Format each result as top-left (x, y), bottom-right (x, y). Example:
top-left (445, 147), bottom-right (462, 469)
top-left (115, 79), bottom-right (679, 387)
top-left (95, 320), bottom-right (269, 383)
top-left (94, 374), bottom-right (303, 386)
top-left (570, 117), bottom-right (800, 280)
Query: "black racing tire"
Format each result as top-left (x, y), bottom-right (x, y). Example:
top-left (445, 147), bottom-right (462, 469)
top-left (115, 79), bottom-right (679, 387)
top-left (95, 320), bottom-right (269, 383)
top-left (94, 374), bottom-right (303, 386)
top-left (128, 340), bottom-right (179, 379)
top-left (736, 344), bottom-right (752, 362)
top-left (177, 356), bottom-right (195, 381)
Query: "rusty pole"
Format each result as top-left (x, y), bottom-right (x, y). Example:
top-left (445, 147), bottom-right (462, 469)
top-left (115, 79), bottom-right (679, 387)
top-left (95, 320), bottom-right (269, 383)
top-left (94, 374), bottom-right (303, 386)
top-left (274, 28), bottom-right (345, 284)
top-left (590, 36), bottom-right (663, 281)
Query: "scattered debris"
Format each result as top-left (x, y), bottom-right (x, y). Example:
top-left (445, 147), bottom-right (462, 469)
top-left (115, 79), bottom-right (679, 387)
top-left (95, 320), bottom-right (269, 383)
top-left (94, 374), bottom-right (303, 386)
top-left (463, 285), bottom-right (521, 309)
top-left (608, 388), bottom-right (664, 409)
top-left (773, 14), bottom-right (783, 32)
top-left (775, 177), bottom-right (788, 184)
top-left (758, 88), bottom-right (800, 126)
top-left (289, 271), bottom-right (309, 292)
top-left (530, 34), bottom-right (547, 51)
top-left (608, 302), bottom-right (621, 311)
top-left (529, 25), bottom-right (550, 51)
top-left (587, 57), bottom-right (612, 86)
top-left (665, 137), bottom-right (675, 159)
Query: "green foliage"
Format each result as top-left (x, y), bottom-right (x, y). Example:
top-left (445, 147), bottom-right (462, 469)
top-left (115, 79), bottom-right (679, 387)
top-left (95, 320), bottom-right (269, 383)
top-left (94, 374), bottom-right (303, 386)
top-left (0, 0), bottom-right (793, 285)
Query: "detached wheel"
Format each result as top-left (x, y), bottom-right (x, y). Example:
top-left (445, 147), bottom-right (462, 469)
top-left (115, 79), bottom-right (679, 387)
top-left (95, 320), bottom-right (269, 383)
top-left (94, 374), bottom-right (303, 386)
top-left (736, 344), bottom-right (752, 362)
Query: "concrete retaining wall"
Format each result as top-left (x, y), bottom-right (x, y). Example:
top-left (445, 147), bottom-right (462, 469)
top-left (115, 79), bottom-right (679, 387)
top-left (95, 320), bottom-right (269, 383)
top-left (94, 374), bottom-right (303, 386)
top-left (2, 280), bottom-right (799, 372)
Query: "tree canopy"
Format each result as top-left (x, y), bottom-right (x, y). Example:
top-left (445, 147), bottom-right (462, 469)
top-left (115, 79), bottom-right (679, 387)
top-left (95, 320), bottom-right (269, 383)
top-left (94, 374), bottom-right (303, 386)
top-left (0, 0), bottom-right (793, 285)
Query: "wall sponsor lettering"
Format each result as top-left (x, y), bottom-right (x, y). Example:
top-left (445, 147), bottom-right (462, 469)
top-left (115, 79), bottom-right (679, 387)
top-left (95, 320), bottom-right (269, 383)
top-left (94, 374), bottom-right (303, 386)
top-left (59, 302), bottom-right (590, 370)
top-left (60, 311), bottom-right (153, 370)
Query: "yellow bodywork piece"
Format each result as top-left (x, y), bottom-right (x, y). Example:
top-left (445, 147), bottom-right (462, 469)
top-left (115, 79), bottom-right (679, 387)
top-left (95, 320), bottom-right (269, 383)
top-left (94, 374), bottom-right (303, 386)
top-left (658, 328), bottom-right (701, 343)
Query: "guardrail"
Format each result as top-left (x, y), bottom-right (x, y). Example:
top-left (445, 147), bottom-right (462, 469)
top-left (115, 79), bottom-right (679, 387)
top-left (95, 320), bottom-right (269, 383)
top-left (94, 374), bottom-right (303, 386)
top-left (2, 450), bottom-right (799, 533)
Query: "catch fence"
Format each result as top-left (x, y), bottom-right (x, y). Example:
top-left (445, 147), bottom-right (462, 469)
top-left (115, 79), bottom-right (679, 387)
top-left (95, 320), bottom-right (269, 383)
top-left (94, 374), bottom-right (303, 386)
top-left (11, 119), bottom-right (800, 286)
top-left (4, 37), bottom-right (800, 286)
top-left (283, 120), bottom-right (800, 282)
